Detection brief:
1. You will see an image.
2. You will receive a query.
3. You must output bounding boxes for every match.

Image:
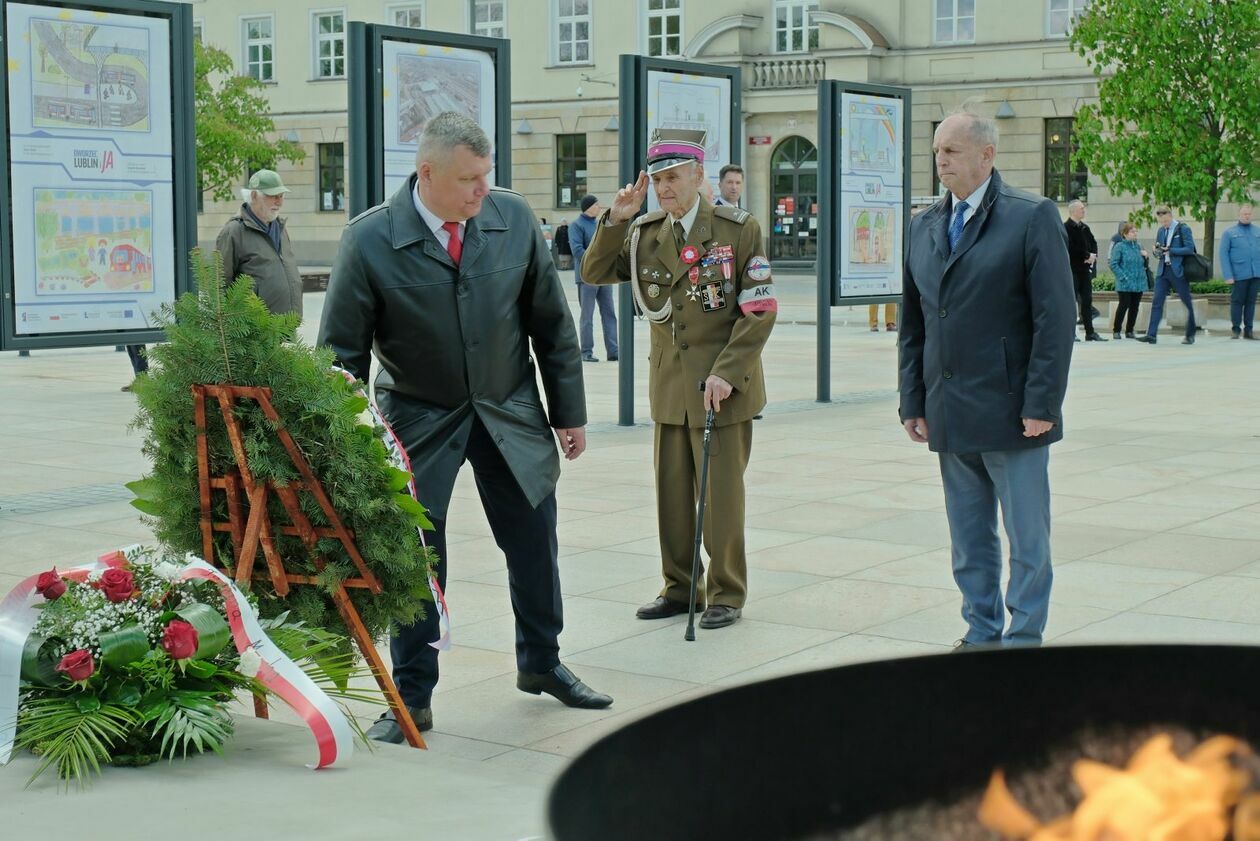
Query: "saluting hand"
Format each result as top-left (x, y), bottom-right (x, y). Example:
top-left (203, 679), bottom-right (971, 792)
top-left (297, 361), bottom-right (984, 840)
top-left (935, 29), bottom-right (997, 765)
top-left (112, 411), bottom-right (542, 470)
top-left (608, 171), bottom-right (649, 225)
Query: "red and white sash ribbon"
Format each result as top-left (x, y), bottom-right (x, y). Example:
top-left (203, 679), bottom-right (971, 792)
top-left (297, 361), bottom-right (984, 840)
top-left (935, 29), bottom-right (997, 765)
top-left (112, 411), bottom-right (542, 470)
top-left (334, 368), bottom-right (450, 650)
top-left (1, 549), bottom-right (352, 769)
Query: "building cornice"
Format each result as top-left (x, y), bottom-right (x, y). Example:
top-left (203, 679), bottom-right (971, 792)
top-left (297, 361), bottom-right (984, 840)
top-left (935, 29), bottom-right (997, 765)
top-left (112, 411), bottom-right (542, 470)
top-left (683, 14), bottom-right (762, 59)
top-left (809, 11), bottom-right (889, 51)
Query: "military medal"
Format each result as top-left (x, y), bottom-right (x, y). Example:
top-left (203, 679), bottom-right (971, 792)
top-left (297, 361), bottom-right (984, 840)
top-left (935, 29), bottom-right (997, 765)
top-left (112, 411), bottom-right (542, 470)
top-left (688, 266), bottom-right (700, 284)
top-left (686, 286), bottom-right (701, 302)
top-left (700, 282), bottom-right (727, 311)
top-left (680, 244), bottom-right (700, 265)
top-left (724, 281), bottom-right (734, 293)
top-left (647, 283), bottom-right (660, 298)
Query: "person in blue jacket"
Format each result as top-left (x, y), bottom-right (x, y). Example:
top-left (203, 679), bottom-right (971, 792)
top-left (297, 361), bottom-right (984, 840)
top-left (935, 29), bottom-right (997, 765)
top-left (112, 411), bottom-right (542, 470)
top-left (569, 194), bottom-right (619, 362)
top-left (1138, 206), bottom-right (1197, 345)
top-left (1220, 204), bottom-right (1260, 340)
top-left (1108, 222), bottom-right (1150, 339)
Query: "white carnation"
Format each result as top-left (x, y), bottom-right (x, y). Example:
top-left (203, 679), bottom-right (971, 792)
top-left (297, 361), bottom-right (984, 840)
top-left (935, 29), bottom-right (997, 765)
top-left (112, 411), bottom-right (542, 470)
top-left (152, 561), bottom-right (183, 582)
top-left (237, 646), bottom-right (263, 678)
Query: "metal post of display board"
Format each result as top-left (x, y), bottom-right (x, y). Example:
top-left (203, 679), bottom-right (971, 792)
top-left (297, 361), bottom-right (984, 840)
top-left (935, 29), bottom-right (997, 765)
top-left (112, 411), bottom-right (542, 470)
top-left (816, 80), bottom-right (912, 403)
top-left (347, 24), bottom-right (511, 218)
top-left (615, 54), bottom-right (741, 426)
top-left (0, 0), bottom-right (196, 352)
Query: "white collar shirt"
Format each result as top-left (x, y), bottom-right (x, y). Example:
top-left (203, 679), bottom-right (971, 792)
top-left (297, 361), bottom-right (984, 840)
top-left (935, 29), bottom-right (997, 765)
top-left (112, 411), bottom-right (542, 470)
top-left (950, 176), bottom-right (992, 229)
top-left (412, 183), bottom-right (465, 248)
top-left (671, 195), bottom-right (702, 239)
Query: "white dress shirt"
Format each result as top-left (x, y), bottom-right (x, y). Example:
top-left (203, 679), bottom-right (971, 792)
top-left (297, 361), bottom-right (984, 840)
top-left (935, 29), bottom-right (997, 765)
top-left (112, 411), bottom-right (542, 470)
top-left (673, 194), bottom-right (702, 238)
top-left (950, 176), bottom-right (992, 229)
top-left (412, 184), bottom-right (465, 248)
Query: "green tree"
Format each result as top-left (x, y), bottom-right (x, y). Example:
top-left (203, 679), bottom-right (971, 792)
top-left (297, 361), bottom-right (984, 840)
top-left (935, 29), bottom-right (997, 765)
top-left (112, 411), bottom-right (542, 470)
top-left (1070, 0), bottom-right (1260, 265)
top-left (194, 41), bottom-right (304, 203)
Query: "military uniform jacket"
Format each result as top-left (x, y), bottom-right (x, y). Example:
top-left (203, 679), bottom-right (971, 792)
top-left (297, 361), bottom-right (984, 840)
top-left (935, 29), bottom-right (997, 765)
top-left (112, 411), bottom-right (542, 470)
top-left (582, 199), bottom-right (776, 428)
top-left (316, 178), bottom-right (586, 519)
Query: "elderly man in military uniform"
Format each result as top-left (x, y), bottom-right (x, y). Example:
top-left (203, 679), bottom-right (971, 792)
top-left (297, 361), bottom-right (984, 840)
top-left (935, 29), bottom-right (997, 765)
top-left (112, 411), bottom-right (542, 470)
top-left (581, 129), bottom-right (776, 629)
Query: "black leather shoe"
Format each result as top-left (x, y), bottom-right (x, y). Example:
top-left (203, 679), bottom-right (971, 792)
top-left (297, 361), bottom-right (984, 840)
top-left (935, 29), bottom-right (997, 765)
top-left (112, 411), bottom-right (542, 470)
top-left (607, 354), bottom-right (619, 361)
top-left (1232, 330), bottom-right (1242, 340)
top-left (635, 596), bottom-right (699, 620)
top-left (366, 705), bottom-right (433, 744)
top-left (582, 354), bottom-right (599, 362)
top-left (1085, 333), bottom-right (1108, 341)
top-left (1181, 336), bottom-right (1195, 345)
top-left (1125, 332), bottom-right (1135, 339)
top-left (1245, 331), bottom-right (1257, 340)
top-left (698, 605), bottom-right (741, 629)
top-left (1112, 332), bottom-right (1122, 339)
top-left (517, 664), bottom-right (612, 709)
top-left (1137, 335), bottom-right (1157, 344)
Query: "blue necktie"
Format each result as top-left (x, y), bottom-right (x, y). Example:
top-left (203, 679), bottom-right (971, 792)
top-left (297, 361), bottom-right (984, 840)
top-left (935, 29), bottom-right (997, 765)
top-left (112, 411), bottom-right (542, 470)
top-left (948, 200), bottom-right (969, 252)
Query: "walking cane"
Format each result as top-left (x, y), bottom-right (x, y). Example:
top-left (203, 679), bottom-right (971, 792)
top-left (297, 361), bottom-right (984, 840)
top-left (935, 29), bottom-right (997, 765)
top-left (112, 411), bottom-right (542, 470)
top-left (685, 382), bottom-right (717, 642)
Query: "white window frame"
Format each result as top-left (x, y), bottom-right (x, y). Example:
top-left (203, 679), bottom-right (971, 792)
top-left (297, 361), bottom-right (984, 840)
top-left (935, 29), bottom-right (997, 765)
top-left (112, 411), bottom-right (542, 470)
top-left (642, 0), bottom-right (683, 58)
top-left (552, 0), bottom-right (592, 66)
top-left (240, 14), bottom-right (275, 83)
top-left (933, 0), bottom-right (975, 45)
top-left (772, 0), bottom-right (818, 55)
top-left (470, 0), bottom-right (507, 39)
top-left (1046, 0), bottom-right (1089, 38)
top-left (311, 8), bottom-right (347, 79)
top-left (387, 3), bottom-right (425, 29)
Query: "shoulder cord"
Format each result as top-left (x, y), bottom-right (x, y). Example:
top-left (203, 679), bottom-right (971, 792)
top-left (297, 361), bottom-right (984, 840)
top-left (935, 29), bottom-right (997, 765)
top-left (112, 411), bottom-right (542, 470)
top-left (628, 224), bottom-right (672, 323)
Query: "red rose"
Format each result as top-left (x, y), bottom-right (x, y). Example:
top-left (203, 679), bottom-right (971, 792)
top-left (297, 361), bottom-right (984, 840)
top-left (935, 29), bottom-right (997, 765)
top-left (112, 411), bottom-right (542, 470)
top-left (96, 568), bottom-right (135, 603)
top-left (55, 649), bottom-right (96, 682)
top-left (35, 569), bottom-right (66, 601)
top-left (161, 620), bottom-right (199, 661)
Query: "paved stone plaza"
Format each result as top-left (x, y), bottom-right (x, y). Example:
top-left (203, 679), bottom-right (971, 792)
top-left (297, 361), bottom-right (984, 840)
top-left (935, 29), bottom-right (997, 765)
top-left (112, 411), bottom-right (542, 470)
top-left (3, 274), bottom-right (1260, 838)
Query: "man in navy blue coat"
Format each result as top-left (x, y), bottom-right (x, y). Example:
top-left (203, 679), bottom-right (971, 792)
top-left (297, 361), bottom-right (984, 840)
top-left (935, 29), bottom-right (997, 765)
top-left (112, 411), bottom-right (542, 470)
top-left (1139, 206), bottom-right (1198, 345)
top-left (899, 111), bottom-right (1075, 648)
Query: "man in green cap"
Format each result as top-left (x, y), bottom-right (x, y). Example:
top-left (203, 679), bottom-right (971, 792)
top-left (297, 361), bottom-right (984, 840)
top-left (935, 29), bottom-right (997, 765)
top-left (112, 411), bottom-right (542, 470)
top-left (215, 168), bottom-right (304, 319)
top-left (581, 128), bottom-right (777, 630)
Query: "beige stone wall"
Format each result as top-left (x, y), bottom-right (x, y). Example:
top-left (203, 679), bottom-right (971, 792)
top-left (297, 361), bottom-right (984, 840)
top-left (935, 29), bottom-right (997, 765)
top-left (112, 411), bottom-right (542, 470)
top-left (186, 0), bottom-right (1242, 266)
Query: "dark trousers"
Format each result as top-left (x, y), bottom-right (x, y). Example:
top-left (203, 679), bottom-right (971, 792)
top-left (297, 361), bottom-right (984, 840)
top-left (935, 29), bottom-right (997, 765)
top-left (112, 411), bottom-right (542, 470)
top-left (125, 344), bottom-right (148, 375)
top-left (390, 418), bottom-right (563, 709)
top-left (1072, 272), bottom-right (1096, 336)
top-left (1112, 292), bottom-right (1142, 335)
top-left (1230, 277), bottom-right (1258, 332)
top-left (1146, 270), bottom-right (1195, 340)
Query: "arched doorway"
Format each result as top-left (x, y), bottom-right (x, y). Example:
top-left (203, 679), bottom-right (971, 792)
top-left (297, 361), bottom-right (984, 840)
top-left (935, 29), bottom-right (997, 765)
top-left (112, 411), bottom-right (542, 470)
top-left (769, 136), bottom-right (818, 265)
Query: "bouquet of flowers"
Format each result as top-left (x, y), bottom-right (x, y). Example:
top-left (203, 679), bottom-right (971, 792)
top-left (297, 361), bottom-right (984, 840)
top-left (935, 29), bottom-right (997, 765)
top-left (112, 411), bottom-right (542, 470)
top-left (9, 547), bottom-right (366, 787)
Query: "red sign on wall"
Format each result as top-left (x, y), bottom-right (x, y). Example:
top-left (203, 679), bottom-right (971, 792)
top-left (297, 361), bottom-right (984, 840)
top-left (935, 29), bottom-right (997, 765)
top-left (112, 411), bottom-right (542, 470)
top-left (748, 135), bottom-right (772, 145)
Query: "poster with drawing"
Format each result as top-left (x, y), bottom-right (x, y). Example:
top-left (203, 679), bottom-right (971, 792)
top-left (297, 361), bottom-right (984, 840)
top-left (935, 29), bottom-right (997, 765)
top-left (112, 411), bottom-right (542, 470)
top-left (381, 38), bottom-right (496, 197)
top-left (645, 70), bottom-right (731, 213)
top-left (5, 2), bottom-right (174, 335)
top-left (838, 92), bottom-right (904, 297)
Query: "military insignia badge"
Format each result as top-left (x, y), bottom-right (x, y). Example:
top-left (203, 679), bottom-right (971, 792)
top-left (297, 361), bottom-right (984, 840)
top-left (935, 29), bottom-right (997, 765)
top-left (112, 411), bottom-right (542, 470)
top-left (700, 282), bottom-right (727, 312)
top-left (746, 256), bottom-right (773, 283)
top-left (688, 266), bottom-right (700, 284)
top-left (680, 244), bottom-right (700, 265)
top-left (647, 283), bottom-right (661, 298)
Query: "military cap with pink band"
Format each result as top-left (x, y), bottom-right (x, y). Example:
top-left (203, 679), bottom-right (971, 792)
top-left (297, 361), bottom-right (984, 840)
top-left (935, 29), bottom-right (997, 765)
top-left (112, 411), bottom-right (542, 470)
top-left (646, 128), bottom-right (707, 175)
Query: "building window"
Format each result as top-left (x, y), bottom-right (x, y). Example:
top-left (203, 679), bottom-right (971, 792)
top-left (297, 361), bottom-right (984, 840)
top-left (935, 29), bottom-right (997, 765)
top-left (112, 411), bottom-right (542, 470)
top-left (388, 4), bottom-right (425, 28)
top-left (645, 0), bottom-right (682, 58)
top-left (471, 0), bottom-right (506, 38)
top-left (774, 0), bottom-right (818, 53)
top-left (930, 121), bottom-right (943, 197)
top-left (318, 143), bottom-right (346, 212)
top-left (193, 19), bottom-right (204, 44)
top-left (1044, 118), bottom-right (1088, 203)
top-left (313, 11), bottom-right (346, 79)
top-left (934, 0), bottom-right (975, 44)
top-left (555, 134), bottom-right (587, 208)
top-left (241, 15), bottom-right (274, 82)
top-left (554, 0), bottom-right (591, 64)
top-left (1047, 0), bottom-right (1088, 38)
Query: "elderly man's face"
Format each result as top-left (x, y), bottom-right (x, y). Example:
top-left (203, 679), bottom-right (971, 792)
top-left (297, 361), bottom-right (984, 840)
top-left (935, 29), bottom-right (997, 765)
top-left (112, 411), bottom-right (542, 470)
top-left (249, 191), bottom-right (284, 223)
top-left (1069, 203), bottom-right (1086, 221)
top-left (1240, 206), bottom-right (1254, 225)
top-left (417, 144), bottom-right (492, 222)
top-left (932, 115), bottom-right (995, 200)
top-left (651, 163), bottom-right (704, 219)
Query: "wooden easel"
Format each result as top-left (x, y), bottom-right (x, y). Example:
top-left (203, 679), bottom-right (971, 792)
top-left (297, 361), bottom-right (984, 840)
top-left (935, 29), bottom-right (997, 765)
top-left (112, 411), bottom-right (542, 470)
top-left (192, 383), bottom-right (426, 749)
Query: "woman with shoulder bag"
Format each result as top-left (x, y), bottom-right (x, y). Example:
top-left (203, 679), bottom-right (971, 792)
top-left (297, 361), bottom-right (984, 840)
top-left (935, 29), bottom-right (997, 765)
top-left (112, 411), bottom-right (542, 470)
top-left (1108, 222), bottom-right (1150, 339)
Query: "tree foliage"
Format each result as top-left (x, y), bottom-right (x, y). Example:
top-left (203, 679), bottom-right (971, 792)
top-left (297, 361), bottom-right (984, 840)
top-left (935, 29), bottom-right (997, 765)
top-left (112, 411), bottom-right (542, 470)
top-left (194, 41), bottom-right (305, 202)
top-left (130, 252), bottom-right (435, 642)
top-left (1070, 0), bottom-right (1260, 262)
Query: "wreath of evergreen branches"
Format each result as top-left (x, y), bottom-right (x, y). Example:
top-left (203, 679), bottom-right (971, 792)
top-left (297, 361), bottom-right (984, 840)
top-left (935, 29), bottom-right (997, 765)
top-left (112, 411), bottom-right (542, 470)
top-left (128, 250), bottom-right (435, 641)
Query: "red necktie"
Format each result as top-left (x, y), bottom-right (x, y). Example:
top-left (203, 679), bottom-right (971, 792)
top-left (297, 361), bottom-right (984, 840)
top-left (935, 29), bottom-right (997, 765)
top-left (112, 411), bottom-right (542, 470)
top-left (442, 221), bottom-right (462, 266)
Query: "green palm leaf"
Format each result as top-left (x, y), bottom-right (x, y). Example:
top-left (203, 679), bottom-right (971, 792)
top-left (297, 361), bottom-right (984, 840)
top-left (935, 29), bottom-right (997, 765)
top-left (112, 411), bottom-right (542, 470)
top-left (151, 690), bottom-right (234, 759)
top-left (16, 696), bottom-right (141, 789)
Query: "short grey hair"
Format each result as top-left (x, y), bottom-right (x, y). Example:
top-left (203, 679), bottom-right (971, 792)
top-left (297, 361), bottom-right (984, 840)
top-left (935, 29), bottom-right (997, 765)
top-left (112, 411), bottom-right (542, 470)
top-left (946, 105), bottom-right (1000, 150)
top-left (417, 112), bottom-right (491, 163)
top-left (1068, 199), bottom-right (1085, 212)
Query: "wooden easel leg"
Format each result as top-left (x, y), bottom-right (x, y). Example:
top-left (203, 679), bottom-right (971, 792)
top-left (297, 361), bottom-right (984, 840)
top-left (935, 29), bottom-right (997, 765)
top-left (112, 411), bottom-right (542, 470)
top-left (253, 694), bottom-right (269, 720)
top-left (329, 586), bottom-right (427, 749)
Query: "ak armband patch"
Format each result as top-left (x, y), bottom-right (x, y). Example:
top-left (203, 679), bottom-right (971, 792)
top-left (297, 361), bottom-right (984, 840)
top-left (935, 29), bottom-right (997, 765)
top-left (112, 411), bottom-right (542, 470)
top-left (737, 282), bottom-right (777, 314)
